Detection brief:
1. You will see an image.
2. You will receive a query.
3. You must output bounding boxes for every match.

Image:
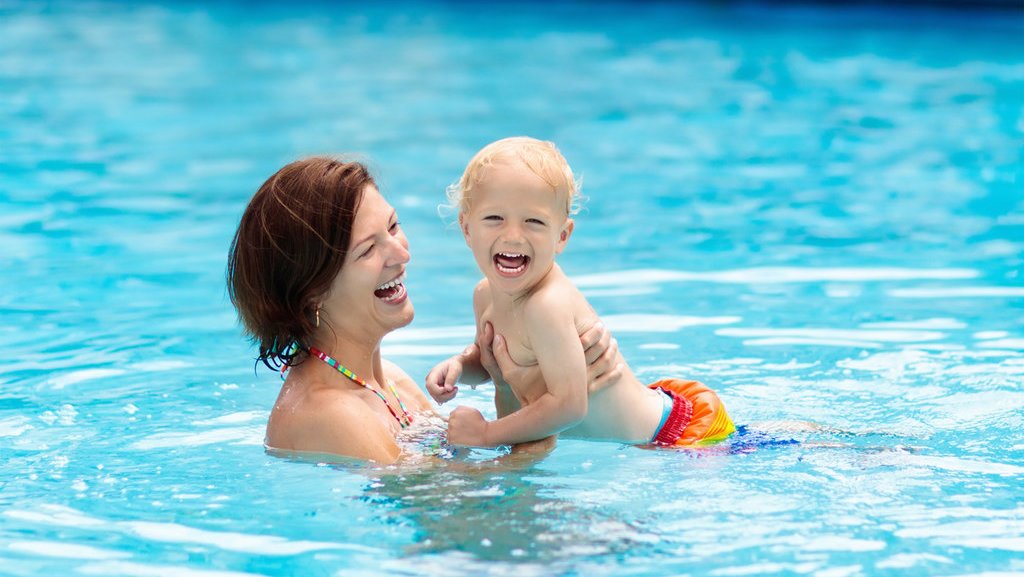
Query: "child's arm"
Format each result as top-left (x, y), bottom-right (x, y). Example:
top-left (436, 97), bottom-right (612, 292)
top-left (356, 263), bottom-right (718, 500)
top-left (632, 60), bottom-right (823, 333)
top-left (448, 293), bottom-right (587, 447)
top-left (479, 319), bottom-right (623, 418)
top-left (425, 280), bottom-right (494, 404)
top-left (471, 320), bottom-right (522, 418)
top-left (425, 343), bottom-right (490, 404)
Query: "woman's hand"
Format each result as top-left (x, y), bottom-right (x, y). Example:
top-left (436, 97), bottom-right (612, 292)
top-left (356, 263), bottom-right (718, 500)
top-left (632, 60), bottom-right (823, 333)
top-left (580, 321), bottom-right (624, 393)
top-left (478, 320), bottom-right (623, 394)
top-left (477, 321), bottom-right (529, 390)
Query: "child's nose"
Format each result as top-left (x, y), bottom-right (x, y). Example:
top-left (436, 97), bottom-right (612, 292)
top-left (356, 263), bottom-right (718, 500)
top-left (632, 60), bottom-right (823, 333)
top-left (501, 223), bottom-right (526, 243)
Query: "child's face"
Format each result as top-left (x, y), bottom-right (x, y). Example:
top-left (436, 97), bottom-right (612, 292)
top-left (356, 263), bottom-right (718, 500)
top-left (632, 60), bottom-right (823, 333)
top-left (459, 162), bottom-right (573, 295)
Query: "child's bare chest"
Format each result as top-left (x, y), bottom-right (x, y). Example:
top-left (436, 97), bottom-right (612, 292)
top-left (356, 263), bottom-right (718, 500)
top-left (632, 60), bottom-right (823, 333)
top-left (479, 304), bottom-right (538, 367)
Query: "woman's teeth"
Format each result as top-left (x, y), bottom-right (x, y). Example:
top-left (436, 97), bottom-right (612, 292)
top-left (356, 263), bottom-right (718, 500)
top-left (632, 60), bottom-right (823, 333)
top-left (374, 273), bottom-right (406, 301)
top-left (376, 273), bottom-right (405, 292)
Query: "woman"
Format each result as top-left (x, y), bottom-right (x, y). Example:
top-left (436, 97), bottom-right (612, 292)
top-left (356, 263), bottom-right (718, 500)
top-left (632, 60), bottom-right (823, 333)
top-left (227, 157), bottom-right (621, 464)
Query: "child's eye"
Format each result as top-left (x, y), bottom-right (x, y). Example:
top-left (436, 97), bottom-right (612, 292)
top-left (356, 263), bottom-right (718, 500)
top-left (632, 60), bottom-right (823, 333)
top-left (389, 221), bottom-right (401, 234)
top-left (483, 215), bottom-right (503, 222)
top-left (526, 218), bottom-right (545, 225)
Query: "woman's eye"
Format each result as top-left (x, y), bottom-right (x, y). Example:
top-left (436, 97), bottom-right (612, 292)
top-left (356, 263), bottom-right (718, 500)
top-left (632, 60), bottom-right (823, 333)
top-left (359, 245), bottom-right (374, 258)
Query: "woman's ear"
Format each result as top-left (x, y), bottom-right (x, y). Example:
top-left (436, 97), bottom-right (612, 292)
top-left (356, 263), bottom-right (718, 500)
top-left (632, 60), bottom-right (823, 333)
top-left (555, 218), bottom-right (574, 254)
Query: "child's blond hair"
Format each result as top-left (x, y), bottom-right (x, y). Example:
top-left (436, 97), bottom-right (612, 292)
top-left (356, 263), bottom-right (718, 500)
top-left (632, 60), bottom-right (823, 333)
top-left (447, 137), bottom-right (581, 216)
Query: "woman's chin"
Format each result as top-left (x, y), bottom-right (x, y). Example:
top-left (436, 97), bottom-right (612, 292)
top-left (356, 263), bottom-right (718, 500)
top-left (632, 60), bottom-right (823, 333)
top-left (374, 296), bottom-right (414, 330)
top-left (394, 305), bottom-right (415, 329)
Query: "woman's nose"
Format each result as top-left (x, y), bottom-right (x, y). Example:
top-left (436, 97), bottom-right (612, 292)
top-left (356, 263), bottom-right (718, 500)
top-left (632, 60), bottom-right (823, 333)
top-left (385, 234), bottom-right (411, 266)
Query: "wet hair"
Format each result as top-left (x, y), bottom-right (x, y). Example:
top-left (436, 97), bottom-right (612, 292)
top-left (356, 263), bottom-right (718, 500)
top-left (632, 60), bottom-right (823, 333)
top-left (227, 157), bottom-right (373, 370)
top-left (446, 136), bottom-right (581, 216)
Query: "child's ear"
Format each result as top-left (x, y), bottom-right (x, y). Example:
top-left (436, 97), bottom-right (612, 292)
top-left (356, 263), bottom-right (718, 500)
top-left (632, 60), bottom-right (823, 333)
top-left (555, 218), bottom-right (574, 254)
top-left (459, 212), bottom-right (470, 241)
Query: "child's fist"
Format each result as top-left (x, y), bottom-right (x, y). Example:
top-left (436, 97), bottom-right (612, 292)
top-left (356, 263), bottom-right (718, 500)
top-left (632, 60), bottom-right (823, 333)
top-left (447, 405), bottom-right (489, 447)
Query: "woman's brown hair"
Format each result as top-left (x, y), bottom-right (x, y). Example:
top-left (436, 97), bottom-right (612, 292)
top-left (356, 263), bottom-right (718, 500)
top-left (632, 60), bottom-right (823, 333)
top-left (227, 157), bottom-right (374, 370)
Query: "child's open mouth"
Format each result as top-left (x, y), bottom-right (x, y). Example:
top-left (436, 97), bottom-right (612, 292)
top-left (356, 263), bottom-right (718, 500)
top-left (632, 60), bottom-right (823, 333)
top-left (374, 273), bottom-right (407, 304)
top-left (494, 252), bottom-right (530, 277)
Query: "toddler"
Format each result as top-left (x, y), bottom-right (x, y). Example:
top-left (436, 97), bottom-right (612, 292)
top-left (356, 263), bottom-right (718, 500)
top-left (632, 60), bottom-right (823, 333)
top-left (427, 137), bottom-right (735, 448)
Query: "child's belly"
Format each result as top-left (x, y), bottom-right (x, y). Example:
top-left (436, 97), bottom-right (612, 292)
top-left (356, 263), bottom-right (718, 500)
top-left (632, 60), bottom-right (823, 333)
top-left (562, 371), bottom-right (666, 443)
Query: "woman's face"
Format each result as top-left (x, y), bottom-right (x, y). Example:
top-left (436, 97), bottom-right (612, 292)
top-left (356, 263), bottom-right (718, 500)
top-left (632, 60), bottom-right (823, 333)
top-left (320, 185), bottom-right (413, 342)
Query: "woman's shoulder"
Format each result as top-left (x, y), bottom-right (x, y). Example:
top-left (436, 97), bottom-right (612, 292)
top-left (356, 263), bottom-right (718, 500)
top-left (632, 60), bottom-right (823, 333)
top-left (268, 380), bottom-right (366, 436)
top-left (267, 376), bottom-right (401, 463)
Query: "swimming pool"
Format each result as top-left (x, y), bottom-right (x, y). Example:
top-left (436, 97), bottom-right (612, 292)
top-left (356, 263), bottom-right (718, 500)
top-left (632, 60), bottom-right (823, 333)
top-left (2, 1), bottom-right (1022, 575)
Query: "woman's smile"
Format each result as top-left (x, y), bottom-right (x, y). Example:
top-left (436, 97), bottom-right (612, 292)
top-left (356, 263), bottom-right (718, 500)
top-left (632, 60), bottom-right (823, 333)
top-left (374, 272), bottom-right (408, 305)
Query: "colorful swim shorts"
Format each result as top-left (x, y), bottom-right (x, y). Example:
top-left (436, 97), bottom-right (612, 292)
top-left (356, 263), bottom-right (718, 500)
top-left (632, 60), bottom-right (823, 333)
top-left (649, 379), bottom-right (736, 446)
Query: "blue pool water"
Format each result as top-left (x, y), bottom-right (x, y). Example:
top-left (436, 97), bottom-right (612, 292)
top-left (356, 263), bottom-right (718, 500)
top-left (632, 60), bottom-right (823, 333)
top-left (2, 1), bottom-right (1023, 575)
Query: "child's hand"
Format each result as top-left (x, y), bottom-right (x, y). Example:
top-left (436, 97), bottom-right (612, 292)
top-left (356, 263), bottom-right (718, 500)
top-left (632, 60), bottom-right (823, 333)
top-left (425, 353), bottom-right (466, 404)
top-left (447, 405), bottom-right (490, 447)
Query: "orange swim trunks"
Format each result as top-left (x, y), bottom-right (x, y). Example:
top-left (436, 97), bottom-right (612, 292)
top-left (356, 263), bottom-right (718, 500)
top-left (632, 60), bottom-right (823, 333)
top-left (648, 379), bottom-right (736, 446)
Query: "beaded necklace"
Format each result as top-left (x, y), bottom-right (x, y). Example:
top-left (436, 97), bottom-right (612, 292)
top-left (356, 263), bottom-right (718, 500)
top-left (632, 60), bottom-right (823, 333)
top-left (305, 346), bottom-right (413, 428)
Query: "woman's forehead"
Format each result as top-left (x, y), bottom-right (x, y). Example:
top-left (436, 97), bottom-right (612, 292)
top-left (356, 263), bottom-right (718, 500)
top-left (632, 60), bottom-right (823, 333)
top-left (353, 186), bottom-right (393, 230)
